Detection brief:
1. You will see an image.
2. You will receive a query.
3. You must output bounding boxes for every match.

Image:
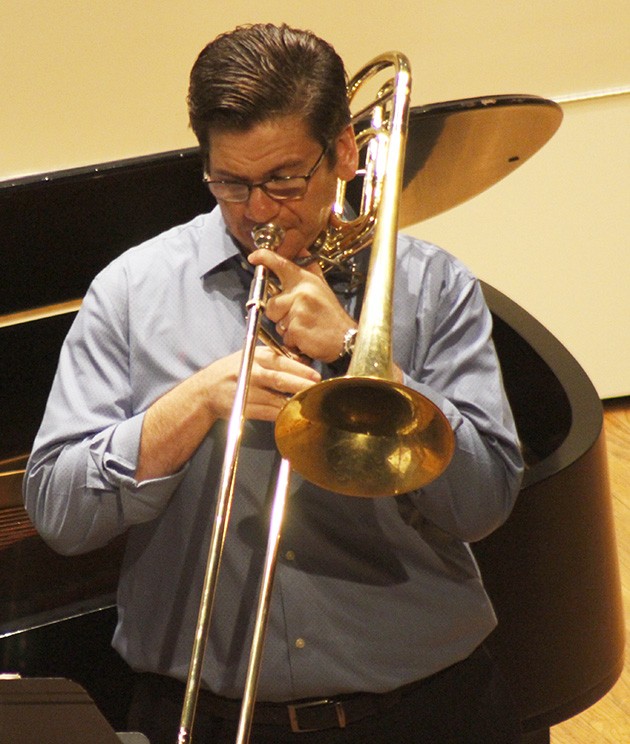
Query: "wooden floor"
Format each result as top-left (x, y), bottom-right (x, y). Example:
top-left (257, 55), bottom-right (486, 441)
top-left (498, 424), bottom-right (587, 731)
top-left (550, 398), bottom-right (630, 743)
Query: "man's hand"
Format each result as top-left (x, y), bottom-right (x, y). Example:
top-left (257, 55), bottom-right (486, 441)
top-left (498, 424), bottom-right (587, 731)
top-left (248, 249), bottom-right (356, 363)
top-left (136, 346), bottom-right (319, 481)
top-left (203, 346), bottom-right (321, 422)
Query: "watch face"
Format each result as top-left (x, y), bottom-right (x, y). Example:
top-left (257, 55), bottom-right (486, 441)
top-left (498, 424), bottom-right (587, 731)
top-left (343, 327), bottom-right (358, 356)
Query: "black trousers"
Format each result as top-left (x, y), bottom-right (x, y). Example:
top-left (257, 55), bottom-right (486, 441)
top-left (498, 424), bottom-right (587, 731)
top-left (127, 644), bottom-right (523, 744)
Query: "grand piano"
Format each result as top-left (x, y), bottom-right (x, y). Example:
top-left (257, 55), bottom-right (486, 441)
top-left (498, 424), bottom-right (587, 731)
top-left (0, 97), bottom-right (624, 742)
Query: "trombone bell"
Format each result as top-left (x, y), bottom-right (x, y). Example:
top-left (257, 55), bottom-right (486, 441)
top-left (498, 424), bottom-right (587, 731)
top-left (275, 376), bottom-right (454, 497)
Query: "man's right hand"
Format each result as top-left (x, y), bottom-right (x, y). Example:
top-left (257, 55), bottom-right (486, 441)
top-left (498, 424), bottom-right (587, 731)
top-left (203, 345), bottom-right (321, 422)
top-left (136, 346), bottom-right (320, 481)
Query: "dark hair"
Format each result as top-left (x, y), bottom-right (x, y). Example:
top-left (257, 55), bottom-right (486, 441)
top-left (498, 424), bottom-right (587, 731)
top-left (188, 24), bottom-right (351, 163)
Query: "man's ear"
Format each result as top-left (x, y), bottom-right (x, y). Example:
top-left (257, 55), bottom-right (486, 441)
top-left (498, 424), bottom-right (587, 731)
top-left (334, 125), bottom-right (359, 182)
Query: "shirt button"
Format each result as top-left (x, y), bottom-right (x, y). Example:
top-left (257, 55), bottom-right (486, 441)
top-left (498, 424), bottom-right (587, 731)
top-left (295, 638), bottom-right (306, 649)
top-left (285, 550), bottom-right (296, 561)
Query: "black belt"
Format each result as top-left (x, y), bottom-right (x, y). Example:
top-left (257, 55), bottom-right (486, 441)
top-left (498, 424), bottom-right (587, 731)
top-left (196, 683), bottom-right (414, 733)
top-left (137, 647), bottom-right (489, 734)
top-left (137, 665), bottom-right (458, 734)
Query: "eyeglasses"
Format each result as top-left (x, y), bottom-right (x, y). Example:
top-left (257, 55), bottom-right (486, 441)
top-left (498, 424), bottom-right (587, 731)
top-left (203, 146), bottom-right (328, 203)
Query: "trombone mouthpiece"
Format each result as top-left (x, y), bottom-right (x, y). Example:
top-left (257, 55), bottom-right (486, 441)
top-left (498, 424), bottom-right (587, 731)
top-left (251, 223), bottom-right (285, 251)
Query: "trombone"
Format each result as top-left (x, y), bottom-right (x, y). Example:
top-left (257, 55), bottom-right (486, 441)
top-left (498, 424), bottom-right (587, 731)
top-left (178, 51), bottom-right (455, 744)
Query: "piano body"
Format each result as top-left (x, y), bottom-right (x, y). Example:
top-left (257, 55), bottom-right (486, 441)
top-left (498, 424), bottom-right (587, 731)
top-left (0, 100), bottom-right (624, 742)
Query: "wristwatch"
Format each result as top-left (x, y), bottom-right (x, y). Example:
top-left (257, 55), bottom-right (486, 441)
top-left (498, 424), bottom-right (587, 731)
top-left (341, 327), bottom-right (358, 358)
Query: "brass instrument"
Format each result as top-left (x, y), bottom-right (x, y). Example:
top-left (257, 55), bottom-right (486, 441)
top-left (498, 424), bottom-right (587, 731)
top-left (178, 52), bottom-right (454, 744)
top-left (275, 53), bottom-right (454, 496)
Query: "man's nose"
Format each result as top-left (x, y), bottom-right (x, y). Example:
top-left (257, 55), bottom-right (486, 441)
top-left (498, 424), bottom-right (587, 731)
top-left (245, 186), bottom-right (281, 223)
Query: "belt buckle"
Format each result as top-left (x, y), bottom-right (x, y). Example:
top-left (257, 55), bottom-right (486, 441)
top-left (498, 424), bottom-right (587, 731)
top-left (287, 698), bottom-right (347, 733)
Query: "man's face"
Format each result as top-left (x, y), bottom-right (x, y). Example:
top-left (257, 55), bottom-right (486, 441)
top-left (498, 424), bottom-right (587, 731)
top-left (207, 116), bottom-right (357, 262)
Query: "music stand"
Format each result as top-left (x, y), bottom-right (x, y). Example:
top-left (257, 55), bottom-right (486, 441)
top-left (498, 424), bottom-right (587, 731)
top-left (0, 677), bottom-right (148, 743)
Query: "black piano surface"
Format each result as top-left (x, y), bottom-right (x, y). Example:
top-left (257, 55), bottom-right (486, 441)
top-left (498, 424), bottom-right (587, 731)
top-left (0, 147), bottom-right (624, 741)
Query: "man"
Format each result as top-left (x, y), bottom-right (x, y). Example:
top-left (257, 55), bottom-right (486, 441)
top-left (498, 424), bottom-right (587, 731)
top-left (24, 23), bottom-right (524, 744)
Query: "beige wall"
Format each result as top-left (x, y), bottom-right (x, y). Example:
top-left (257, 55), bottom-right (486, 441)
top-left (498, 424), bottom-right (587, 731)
top-left (3, 1), bottom-right (629, 396)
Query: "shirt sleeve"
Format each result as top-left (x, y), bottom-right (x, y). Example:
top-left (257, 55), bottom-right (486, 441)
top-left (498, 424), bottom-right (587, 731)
top-left (396, 249), bottom-right (524, 543)
top-left (23, 266), bottom-right (186, 556)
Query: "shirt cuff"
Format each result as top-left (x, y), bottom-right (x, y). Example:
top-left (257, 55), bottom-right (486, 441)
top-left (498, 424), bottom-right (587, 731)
top-left (90, 414), bottom-right (188, 523)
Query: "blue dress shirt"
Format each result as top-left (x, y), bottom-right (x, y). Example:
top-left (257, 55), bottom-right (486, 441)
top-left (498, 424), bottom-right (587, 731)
top-left (24, 207), bottom-right (523, 701)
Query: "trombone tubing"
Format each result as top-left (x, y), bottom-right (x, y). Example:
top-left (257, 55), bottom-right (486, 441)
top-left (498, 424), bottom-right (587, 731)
top-left (178, 226), bottom-right (283, 744)
top-left (348, 52), bottom-right (411, 380)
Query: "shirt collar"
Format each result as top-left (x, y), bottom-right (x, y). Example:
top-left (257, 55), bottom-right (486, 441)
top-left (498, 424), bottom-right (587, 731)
top-left (197, 205), bottom-right (246, 278)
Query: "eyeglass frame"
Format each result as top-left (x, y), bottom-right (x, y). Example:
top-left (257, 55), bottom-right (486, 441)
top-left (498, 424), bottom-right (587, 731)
top-left (202, 145), bottom-right (329, 203)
